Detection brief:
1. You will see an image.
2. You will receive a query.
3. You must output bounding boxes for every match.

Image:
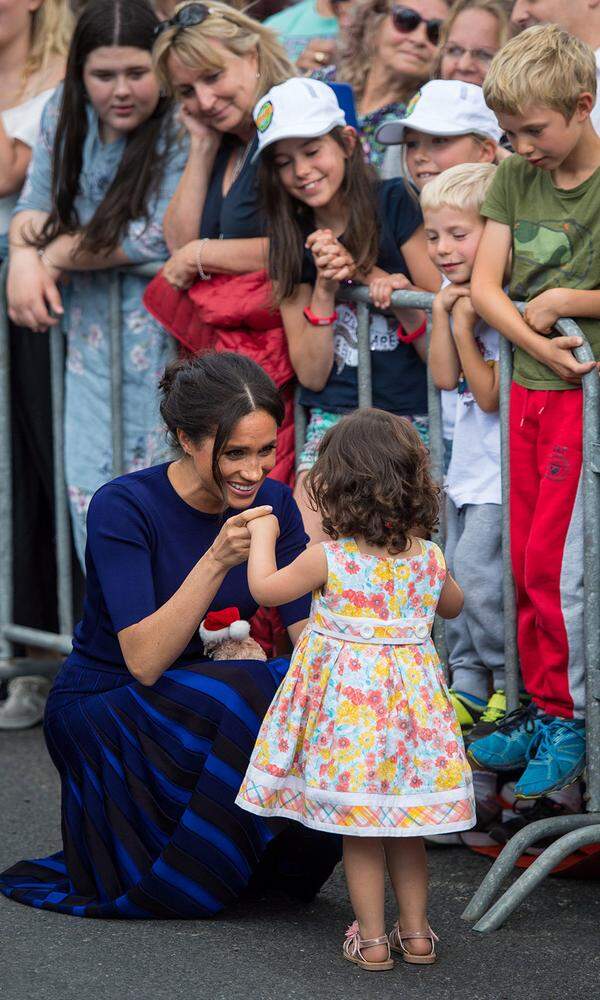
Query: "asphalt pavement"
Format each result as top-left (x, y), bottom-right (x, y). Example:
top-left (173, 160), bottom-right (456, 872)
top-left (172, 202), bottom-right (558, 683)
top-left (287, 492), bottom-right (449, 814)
top-left (1, 727), bottom-right (599, 1000)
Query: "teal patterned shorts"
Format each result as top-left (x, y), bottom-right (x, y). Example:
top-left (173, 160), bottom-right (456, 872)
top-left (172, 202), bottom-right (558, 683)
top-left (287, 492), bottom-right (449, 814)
top-left (297, 407), bottom-right (429, 473)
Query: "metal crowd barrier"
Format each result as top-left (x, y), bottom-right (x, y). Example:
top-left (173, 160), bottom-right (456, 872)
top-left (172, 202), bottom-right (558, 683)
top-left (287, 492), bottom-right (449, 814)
top-left (0, 264), bottom-right (598, 929)
top-left (295, 286), bottom-right (600, 930)
top-left (0, 260), bottom-right (162, 678)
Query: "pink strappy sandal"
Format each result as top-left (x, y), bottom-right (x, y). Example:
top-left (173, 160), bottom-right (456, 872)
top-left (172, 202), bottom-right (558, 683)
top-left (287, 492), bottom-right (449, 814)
top-left (388, 923), bottom-right (439, 965)
top-left (342, 920), bottom-right (395, 971)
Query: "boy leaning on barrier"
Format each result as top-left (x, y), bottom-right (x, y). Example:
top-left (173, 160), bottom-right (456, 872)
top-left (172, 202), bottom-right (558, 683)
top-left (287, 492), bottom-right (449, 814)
top-left (423, 163), bottom-right (507, 742)
top-left (468, 24), bottom-right (600, 800)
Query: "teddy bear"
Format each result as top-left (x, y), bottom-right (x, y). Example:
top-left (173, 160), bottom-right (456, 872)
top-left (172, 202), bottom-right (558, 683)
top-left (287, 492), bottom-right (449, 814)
top-left (199, 607), bottom-right (267, 661)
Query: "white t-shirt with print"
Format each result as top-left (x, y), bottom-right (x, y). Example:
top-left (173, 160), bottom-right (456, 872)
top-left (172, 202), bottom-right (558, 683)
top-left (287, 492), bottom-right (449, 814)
top-left (445, 309), bottom-right (501, 508)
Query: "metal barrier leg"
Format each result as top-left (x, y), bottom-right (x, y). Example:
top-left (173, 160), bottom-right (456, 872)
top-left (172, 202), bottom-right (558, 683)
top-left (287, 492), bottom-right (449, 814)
top-left (109, 271), bottom-right (124, 477)
top-left (426, 315), bottom-right (448, 671)
top-left (498, 338), bottom-right (520, 713)
top-left (355, 301), bottom-right (372, 409)
top-left (294, 385), bottom-right (307, 475)
top-left (464, 321), bottom-right (599, 934)
top-left (50, 325), bottom-right (74, 638)
top-left (461, 813), bottom-right (600, 923)
top-left (0, 261), bottom-right (14, 666)
top-left (471, 823), bottom-right (600, 933)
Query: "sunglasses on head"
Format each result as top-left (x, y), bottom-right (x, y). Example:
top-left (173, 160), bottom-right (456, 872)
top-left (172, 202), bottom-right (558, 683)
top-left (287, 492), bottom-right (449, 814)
top-left (390, 5), bottom-right (443, 46)
top-left (154, 2), bottom-right (236, 38)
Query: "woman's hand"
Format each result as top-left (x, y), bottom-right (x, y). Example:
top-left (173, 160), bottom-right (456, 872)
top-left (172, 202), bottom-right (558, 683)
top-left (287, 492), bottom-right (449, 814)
top-left (369, 272), bottom-right (411, 310)
top-left (208, 506), bottom-right (274, 570)
top-left (162, 241), bottom-right (201, 290)
top-left (296, 37), bottom-right (337, 75)
top-left (7, 249), bottom-right (64, 332)
top-left (178, 106), bottom-right (223, 151)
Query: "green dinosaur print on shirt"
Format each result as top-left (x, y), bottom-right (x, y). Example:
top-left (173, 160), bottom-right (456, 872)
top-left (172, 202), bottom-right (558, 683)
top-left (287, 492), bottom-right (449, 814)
top-left (512, 219), bottom-right (593, 298)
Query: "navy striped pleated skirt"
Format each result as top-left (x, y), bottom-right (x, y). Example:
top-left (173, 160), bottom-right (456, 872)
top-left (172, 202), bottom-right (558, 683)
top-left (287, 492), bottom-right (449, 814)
top-left (0, 658), bottom-right (340, 918)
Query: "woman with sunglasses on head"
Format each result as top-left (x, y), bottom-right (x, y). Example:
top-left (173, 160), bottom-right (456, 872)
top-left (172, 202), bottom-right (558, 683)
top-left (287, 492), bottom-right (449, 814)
top-left (436, 0), bottom-right (513, 88)
top-left (7, 0), bottom-right (189, 564)
top-left (147, 3), bottom-right (299, 487)
top-left (312, 0), bottom-right (449, 168)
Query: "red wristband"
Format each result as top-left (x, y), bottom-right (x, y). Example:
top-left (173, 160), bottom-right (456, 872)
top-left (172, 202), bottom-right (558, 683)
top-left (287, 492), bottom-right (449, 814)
top-left (303, 305), bottom-right (338, 327)
top-left (397, 318), bottom-right (427, 343)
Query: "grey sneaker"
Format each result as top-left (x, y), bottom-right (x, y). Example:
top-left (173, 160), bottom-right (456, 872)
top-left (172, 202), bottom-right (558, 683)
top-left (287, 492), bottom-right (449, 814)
top-left (0, 675), bottom-right (52, 730)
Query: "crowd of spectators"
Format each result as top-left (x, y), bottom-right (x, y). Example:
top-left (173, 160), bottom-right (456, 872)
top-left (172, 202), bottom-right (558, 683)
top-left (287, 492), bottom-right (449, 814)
top-left (1, 0), bottom-right (599, 884)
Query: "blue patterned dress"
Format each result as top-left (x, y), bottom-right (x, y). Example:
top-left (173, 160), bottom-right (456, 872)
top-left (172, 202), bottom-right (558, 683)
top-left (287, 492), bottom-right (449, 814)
top-left (15, 87), bottom-right (189, 562)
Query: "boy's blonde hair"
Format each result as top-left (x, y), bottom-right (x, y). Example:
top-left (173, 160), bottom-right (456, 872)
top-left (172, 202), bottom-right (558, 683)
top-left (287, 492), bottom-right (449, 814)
top-left (420, 162), bottom-right (497, 216)
top-left (153, 1), bottom-right (294, 100)
top-left (483, 24), bottom-right (597, 119)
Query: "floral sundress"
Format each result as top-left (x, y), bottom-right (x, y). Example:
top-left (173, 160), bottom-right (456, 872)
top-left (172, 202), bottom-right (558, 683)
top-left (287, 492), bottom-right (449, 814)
top-left (236, 537), bottom-right (475, 837)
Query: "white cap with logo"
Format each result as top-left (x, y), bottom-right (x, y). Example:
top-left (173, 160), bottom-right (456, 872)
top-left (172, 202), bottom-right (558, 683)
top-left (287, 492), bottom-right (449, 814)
top-left (375, 80), bottom-right (503, 146)
top-left (252, 77), bottom-right (347, 162)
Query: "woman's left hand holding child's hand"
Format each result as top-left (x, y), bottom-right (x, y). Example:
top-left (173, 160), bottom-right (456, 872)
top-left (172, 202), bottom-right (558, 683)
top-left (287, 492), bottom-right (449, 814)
top-left (523, 289), bottom-right (563, 335)
top-left (369, 272), bottom-right (411, 310)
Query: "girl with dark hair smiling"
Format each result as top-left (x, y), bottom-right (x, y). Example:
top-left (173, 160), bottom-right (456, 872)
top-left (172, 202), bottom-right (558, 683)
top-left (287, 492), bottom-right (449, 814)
top-left (0, 351), bottom-right (340, 917)
top-left (7, 0), bottom-right (189, 562)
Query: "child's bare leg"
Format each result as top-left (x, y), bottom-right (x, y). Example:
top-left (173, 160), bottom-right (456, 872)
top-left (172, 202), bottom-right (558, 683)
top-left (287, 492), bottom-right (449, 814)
top-left (343, 836), bottom-right (388, 962)
top-left (293, 471), bottom-right (327, 544)
top-left (384, 837), bottom-right (432, 956)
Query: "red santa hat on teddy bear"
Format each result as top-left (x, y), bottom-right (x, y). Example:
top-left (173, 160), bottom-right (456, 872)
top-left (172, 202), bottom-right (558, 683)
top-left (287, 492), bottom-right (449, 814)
top-left (199, 607), bottom-right (251, 650)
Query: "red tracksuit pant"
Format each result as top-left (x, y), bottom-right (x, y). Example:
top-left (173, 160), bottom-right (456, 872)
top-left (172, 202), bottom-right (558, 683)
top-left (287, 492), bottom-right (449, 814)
top-left (509, 383), bottom-right (584, 719)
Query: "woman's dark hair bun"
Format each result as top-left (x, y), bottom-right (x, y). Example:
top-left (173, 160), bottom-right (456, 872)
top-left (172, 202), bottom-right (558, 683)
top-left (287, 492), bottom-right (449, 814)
top-left (159, 351), bottom-right (284, 492)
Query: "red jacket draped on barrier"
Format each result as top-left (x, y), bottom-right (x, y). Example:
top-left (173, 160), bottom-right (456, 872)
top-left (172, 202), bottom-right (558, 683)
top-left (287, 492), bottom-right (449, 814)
top-left (143, 269), bottom-right (296, 486)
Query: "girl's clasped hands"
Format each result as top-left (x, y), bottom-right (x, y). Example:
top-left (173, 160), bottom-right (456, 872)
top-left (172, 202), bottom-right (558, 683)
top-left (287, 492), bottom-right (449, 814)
top-left (306, 228), bottom-right (417, 311)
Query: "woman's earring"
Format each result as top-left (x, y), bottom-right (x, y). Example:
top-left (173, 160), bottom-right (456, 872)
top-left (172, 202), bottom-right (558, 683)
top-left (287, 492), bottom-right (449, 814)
top-left (256, 70), bottom-right (261, 78)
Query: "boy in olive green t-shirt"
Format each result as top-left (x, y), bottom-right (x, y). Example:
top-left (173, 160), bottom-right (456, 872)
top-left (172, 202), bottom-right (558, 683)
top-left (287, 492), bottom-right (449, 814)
top-left (467, 25), bottom-right (600, 800)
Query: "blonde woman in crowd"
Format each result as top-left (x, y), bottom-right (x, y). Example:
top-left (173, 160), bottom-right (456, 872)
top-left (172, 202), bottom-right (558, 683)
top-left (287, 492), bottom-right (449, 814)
top-left (0, 0), bottom-right (72, 251)
top-left (148, 2), bottom-right (300, 491)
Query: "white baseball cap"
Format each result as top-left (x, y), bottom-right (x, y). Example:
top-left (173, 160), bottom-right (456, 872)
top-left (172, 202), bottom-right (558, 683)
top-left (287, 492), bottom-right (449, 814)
top-left (252, 78), bottom-right (346, 162)
top-left (376, 80), bottom-right (503, 146)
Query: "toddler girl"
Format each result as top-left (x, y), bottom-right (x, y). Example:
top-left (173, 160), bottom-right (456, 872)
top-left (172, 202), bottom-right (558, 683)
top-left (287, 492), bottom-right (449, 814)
top-left (236, 408), bottom-right (475, 970)
top-left (252, 76), bottom-right (440, 539)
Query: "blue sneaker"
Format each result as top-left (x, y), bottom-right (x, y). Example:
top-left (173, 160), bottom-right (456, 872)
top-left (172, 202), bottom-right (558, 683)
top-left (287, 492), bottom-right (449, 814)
top-left (468, 703), bottom-right (541, 771)
top-left (514, 718), bottom-right (586, 799)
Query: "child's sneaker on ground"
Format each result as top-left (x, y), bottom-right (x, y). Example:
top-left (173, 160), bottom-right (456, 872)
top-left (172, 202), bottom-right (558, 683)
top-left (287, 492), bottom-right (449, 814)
top-left (514, 718), bottom-right (586, 799)
top-left (468, 702), bottom-right (542, 771)
top-left (464, 690), bottom-right (507, 745)
top-left (449, 690), bottom-right (486, 733)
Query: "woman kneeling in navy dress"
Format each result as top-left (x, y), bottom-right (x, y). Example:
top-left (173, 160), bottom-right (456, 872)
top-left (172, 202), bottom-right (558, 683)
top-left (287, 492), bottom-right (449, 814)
top-left (0, 352), bottom-right (339, 918)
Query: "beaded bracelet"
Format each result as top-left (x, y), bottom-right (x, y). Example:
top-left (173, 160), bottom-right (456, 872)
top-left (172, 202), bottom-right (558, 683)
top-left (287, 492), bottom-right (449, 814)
top-left (195, 238), bottom-right (211, 281)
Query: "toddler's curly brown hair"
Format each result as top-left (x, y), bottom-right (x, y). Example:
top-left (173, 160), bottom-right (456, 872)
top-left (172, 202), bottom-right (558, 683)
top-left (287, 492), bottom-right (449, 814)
top-left (305, 409), bottom-right (440, 554)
